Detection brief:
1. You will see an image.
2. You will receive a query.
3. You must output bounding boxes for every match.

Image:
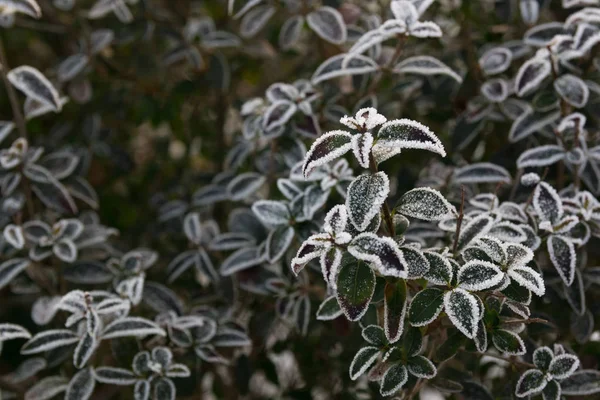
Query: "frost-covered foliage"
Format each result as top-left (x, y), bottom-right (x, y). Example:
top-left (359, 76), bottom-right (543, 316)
top-left (1, 0), bottom-right (600, 399)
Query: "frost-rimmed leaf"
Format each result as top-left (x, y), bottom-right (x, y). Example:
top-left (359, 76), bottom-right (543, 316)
top-left (453, 163), bottom-right (511, 184)
top-left (7, 66), bottom-right (62, 111)
top-left (547, 235), bottom-right (576, 286)
top-left (479, 47), bottom-right (513, 75)
top-left (302, 130), bottom-right (352, 178)
top-left (515, 369), bottom-right (547, 397)
top-left (346, 172), bottom-right (390, 231)
top-left (252, 200), bottom-right (290, 226)
top-left (443, 289), bottom-right (479, 338)
top-left (227, 172), bottom-right (266, 201)
top-left (515, 56), bottom-right (551, 96)
top-left (380, 363), bottom-right (408, 396)
top-left (509, 108), bottom-right (560, 143)
top-left (134, 380), bottom-right (150, 400)
top-left (375, 119), bottom-right (445, 158)
top-left (489, 222), bottom-right (527, 242)
top-left (481, 78), bottom-right (509, 102)
top-left (266, 225), bottom-right (294, 263)
top-left (94, 367), bottom-right (137, 385)
top-left (351, 132), bottom-right (373, 169)
top-left (407, 355), bottom-right (437, 378)
top-left (348, 233), bottom-right (407, 278)
top-left (336, 258), bottom-right (376, 321)
top-left (561, 370), bottom-right (600, 395)
top-left (25, 376), bottom-right (68, 400)
top-left (396, 187), bottom-right (455, 221)
top-left (311, 54), bottom-right (379, 85)
top-left (533, 346), bottom-right (553, 370)
top-left (349, 346), bottom-right (379, 380)
top-left (316, 296), bottom-right (343, 320)
top-left (0, 323), bottom-right (31, 341)
top-left (517, 145), bottom-right (565, 168)
top-left (457, 214), bottom-right (494, 250)
top-left (240, 4), bottom-right (275, 38)
top-left (65, 367), bottom-right (95, 400)
top-left (57, 54), bottom-right (89, 82)
top-left (554, 74), bottom-right (589, 108)
top-left (524, 22), bottom-right (568, 46)
top-left (279, 15), bottom-right (304, 49)
top-left (384, 280), bottom-right (408, 343)
top-left (423, 252), bottom-right (452, 285)
top-left (21, 329), bottom-right (79, 354)
top-left (548, 354), bottom-right (580, 379)
top-left (520, 0), bottom-right (539, 24)
top-left (0, 258), bottom-right (30, 290)
top-left (306, 6), bottom-right (347, 45)
top-left (508, 266), bottom-right (545, 296)
top-left (154, 377), bottom-right (175, 400)
top-left (492, 329), bottom-right (526, 355)
top-left (457, 260), bottom-right (504, 291)
top-left (101, 317), bottom-right (165, 339)
top-left (393, 56), bottom-right (462, 83)
top-left (73, 332), bottom-right (97, 368)
top-left (408, 287), bottom-right (444, 326)
top-left (221, 246), bottom-right (264, 276)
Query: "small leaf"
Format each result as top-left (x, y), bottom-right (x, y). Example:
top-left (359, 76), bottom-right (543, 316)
top-left (515, 56), bottom-right (552, 96)
top-left (479, 47), bottom-right (512, 75)
top-left (252, 200), bottom-right (290, 226)
top-left (346, 172), bottom-right (390, 232)
top-left (547, 235), bottom-right (576, 286)
top-left (0, 258), bottom-right (30, 290)
top-left (0, 323), bottom-right (31, 341)
top-left (407, 355), bottom-right (437, 378)
top-left (375, 119), bottom-right (446, 158)
top-left (311, 53), bottom-right (379, 85)
top-left (336, 258), bottom-right (376, 321)
top-left (517, 145), bottom-right (565, 168)
top-left (423, 252), bottom-right (453, 285)
top-left (396, 187), bottom-right (456, 221)
top-left (548, 354), bottom-right (580, 380)
top-left (240, 4), bottom-right (275, 38)
top-left (561, 370), bottom-right (600, 396)
top-left (554, 74), bottom-right (589, 108)
top-left (453, 163), bottom-right (511, 184)
top-left (65, 367), bottom-right (95, 400)
top-left (408, 287), bottom-right (444, 326)
top-left (362, 325), bottom-right (387, 347)
top-left (25, 376), bottom-right (68, 400)
top-left (307, 6), bottom-right (347, 45)
top-left (302, 130), bottom-right (353, 178)
top-left (316, 296), bottom-right (343, 321)
top-left (266, 225), bottom-right (294, 263)
top-left (101, 317), bottom-right (166, 340)
top-left (7, 66), bottom-right (62, 111)
top-left (509, 108), bottom-right (560, 143)
top-left (515, 369), bottom-right (547, 397)
top-left (443, 289), bottom-right (479, 338)
top-left (380, 363), bottom-right (408, 396)
top-left (21, 329), bottom-right (79, 354)
top-left (533, 347), bottom-right (554, 370)
top-left (348, 233), bottom-right (408, 278)
top-left (384, 280), bottom-right (408, 343)
top-left (457, 260), bottom-right (504, 291)
top-left (492, 329), bottom-right (526, 355)
top-left (94, 367), bottom-right (137, 385)
top-left (393, 56), bottom-right (462, 83)
top-left (349, 346), bottom-right (380, 380)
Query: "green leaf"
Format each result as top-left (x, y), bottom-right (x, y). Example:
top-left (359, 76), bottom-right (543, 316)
top-left (515, 369), bottom-right (547, 397)
top-left (336, 259), bottom-right (376, 321)
top-left (533, 346), bottom-right (553, 370)
top-left (408, 288), bottom-right (444, 327)
top-left (501, 279), bottom-right (531, 304)
top-left (349, 346), bottom-right (380, 380)
top-left (316, 296), bottom-right (343, 321)
top-left (396, 187), bottom-right (455, 221)
top-left (362, 325), bottom-right (387, 347)
top-left (492, 329), bottom-right (526, 355)
top-left (542, 379), bottom-right (561, 400)
top-left (384, 280), bottom-right (408, 343)
top-left (407, 355), bottom-right (436, 378)
top-left (380, 364), bottom-right (408, 396)
top-left (423, 252), bottom-right (453, 285)
top-left (402, 326), bottom-right (423, 357)
top-left (561, 370), bottom-right (600, 396)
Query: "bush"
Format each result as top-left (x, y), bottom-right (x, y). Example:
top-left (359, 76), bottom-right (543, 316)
top-left (0, 0), bottom-right (600, 399)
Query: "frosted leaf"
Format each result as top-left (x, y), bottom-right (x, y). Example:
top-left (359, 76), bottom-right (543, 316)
top-left (351, 132), bottom-right (373, 169)
top-left (266, 225), bottom-right (294, 263)
top-left (240, 4), bottom-right (275, 38)
top-left (73, 332), bottom-right (97, 368)
top-left (409, 21), bottom-right (443, 37)
top-left (443, 288), bottom-right (479, 338)
top-left (508, 266), bottom-right (545, 296)
top-left (479, 47), bottom-right (513, 75)
top-left (492, 329), bottom-right (526, 355)
top-left (489, 222), bottom-right (527, 243)
top-left (302, 130), bottom-right (352, 178)
top-left (561, 370), bottom-right (600, 396)
top-left (340, 108), bottom-right (387, 131)
top-left (524, 22), bottom-right (568, 46)
top-left (20, 329), bottom-right (79, 354)
top-left (565, 7), bottom-right (600, 27)
top-left (220, 246), bottom-right (264, 276)
top-left (548, 235), bottom-right (576, 286)
top-left (497, 203), bottom-right (528, 223)
top-left (7, 66), bottom-right (61, 112)
top-left (291, 233), bottom-right (330, 275)
top-left (384, 280), bottom-right (408, 343)
top-left (548, 354), bottom-right (580, 379)
top-left (57, 54), bottom-right (89, 82)
top-left (407, 355), bottom-right (437, 378)
top-left (209, 233), bottom-right (255, 251)
top-left (401, 246), bottom-right (430, 279)
top-left (346, 172), bottom-right (389, 232)
top-left (391, 0), bottom-right (419, 25)
top-left (277, 179), bottom-right (302, 200)
top-left (572, 23), bottom-right (600, 55)
top-left (505, 242), bottom-right (534, 268)
top-left (408, 287), bottom-right (444, 326)
top-left (453, 163), bottom-right (511, 184)
top-left (361, 325), bottom-right (386, 347)
top-left (509, 108), bottom-right (560, 143)
top-left (534, 182), bottom-right (563, 223)
top-left (348, 233), bottom-right (408, 278)
top-left (227, 172), bottom-right (266, 201)
top-left (65, 367), bottom-right (95, 400)
top-left (554, 74), bottom-right (589, 108)
top-left (457, 214), bottom-right (494, 250)
top-left (320, 247), bottom-right (343, 288)
top-left (457, 260), bottom-right (504, 291)
top-left (397, 187), bottom-right (456, 221)
top-left (376, 119), bottom-right (446, 157)
top-left (470, 193), bottom-right (498, 210)
top-left (25, 376), bottom-right (68, 400)
top-left (481, 78), bottom-right (509, 102)
top-left (307, 6), bottom-right (347, 45)
top-left (94, 367), bottom-right (137, 385)
top-left (311, 53), bottom-right (379, 85)
top-left (324, 204), bottom-right (348, 235)
top-left (153, 377), bottom-right (175, 400)
top-left (349, 346), bottom-right (379, 380)
top-left (336, 257), bottom-right (376, 321)
top-left (252, 200), bottom-right (290, 226)
top-left (279, 16), bottom-right (304, 50)
top-left (422, 252), bottom-right (452, 285)
top-left (0, 323), bottom-right (31, 341)
top-left (533, 346), bottom-right (554, 370)
top-left (24, 96), bottom-right (68, 120)
top-left (262, 100), bottom-right (297, 131)
top-left (520, 0), bottom-right (539, 24)
top-left (134, 380), bottom-right (150, 400)
top-left (515, 55), bottom-right (551, 96)
top-left (380, 363), bottom-right (408, 396)
top-left (393, 55), bottom-right (462, 83)
top-left (0, 258), bottom-right (30, 289)
top-left (517, 145), bottom-right (565, 168)
top-left (101, 317), bottom-right (165, 340)
top-left (316, 296), bottom-right (343, 321)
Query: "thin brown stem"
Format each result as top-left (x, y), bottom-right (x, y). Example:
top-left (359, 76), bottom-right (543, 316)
top-left (452, 186), bottom-right (465, 256)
